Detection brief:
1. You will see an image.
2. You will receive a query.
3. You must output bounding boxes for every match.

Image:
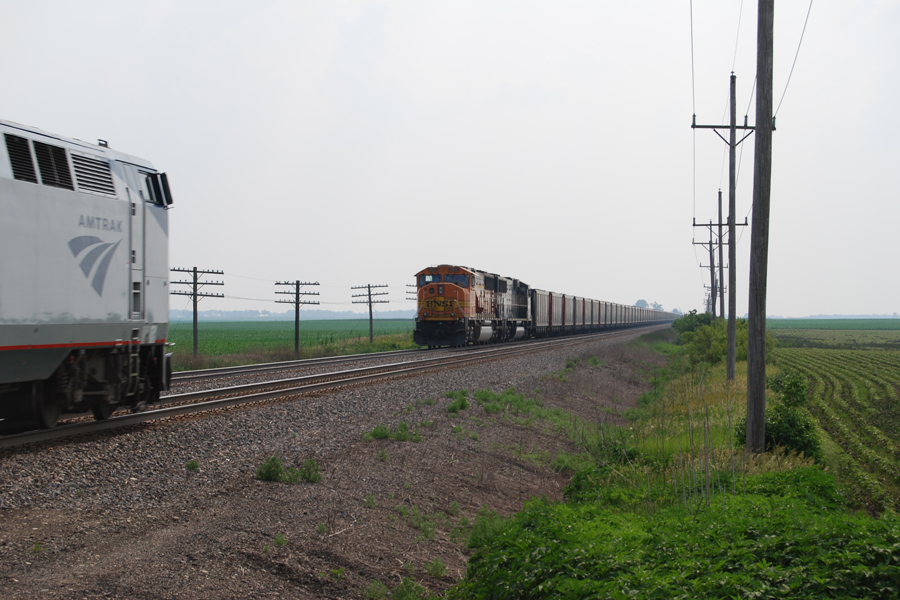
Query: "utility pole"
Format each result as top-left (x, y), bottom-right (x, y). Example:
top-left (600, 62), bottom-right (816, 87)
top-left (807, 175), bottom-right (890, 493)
top-left (693, 206), bottom-right (746, 321)
top-left (170, 267), bottom-right (224, 357)
top-left (692, 220), bottom-right (718, 318)
top-left (351, 284), bottom-right (389, 343)
top-left (747, 0), bottom-right (775, 454)
top-left (693, 74), bottom-right (755, 380)
top-left (718, 190), bottom-right (725, 319)
top-left (275, 281), bottom-right (320, 353)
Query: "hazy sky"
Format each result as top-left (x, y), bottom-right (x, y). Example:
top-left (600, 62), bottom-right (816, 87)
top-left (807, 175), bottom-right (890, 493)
top-left (3, 1), bottom-right (897, 317)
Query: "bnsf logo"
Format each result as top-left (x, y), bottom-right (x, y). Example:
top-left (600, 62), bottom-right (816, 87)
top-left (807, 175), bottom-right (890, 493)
top-left (426, 300), bottom-right (454, 308)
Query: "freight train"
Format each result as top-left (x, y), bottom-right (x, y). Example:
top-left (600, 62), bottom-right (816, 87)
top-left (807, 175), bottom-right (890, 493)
top-left (0, 118), bottom-right (173, 429)
top-left (414, 265), bottom-right (676, 348)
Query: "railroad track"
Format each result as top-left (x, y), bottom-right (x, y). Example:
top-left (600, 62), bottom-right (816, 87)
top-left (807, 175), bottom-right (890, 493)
top-left (1, 326), bottom-right (663, 450)
top-left (170, 347), bottom-right (445, 384)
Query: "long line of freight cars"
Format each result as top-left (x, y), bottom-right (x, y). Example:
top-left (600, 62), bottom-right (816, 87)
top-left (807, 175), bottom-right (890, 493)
top-left (413, 264), bottom-right (676, 348)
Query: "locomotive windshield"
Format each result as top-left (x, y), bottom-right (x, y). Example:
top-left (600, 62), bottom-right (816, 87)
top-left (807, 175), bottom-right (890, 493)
top-left (418, 274), bottom-right (441, 286)
top-left (443, 274), bottom-right (469, 287)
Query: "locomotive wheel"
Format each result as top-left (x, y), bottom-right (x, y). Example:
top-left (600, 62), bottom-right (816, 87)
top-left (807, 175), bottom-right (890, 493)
top-left (32, 382), bottom-right (60, 429)
top-left (91, 402), bottom-right (115, 421)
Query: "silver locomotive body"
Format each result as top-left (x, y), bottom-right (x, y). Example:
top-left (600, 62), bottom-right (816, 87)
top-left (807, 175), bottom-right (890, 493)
top-left (0, 119), bottom-right (172, 427)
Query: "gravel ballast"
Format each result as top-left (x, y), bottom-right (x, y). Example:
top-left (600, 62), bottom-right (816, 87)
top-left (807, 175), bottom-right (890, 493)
top-left (0, 327), bottom-right (669, 599)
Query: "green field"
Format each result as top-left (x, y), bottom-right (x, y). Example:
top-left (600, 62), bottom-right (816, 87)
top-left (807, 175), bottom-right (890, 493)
top-left (767, 318), bottom-right (900, 330)
top-left (167, 319), bottom-right (417, 369)
top-left (768, 321), bottom-right (900, 351)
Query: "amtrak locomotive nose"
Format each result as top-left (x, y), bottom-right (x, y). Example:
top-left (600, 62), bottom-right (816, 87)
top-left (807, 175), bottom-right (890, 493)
top-left (0, 118), bottom-right (173, 429)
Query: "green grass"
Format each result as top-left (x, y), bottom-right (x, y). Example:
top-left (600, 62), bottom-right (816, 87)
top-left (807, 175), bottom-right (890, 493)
top-left (446, 326), bottom-right (900, 598)
top-left (167, 319), bottom-right (418, 370)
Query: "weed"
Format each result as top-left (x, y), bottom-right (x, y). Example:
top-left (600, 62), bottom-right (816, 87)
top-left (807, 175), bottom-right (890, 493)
top-left (364, 494), bottom-right (377, 508)
top-left (299, 458), bottom-right (322, 483)
top-left (365, 424), bottom-right (391, 441)
top-left (330, 567), bottom-right (345, 580)
top-left (377, 448), bottom-right (389, 462)
top-left (185, 460), bottom-right (199, 471)
top-left (425, 558), bottom-right (447, 578)
top-left (317, 523), bottom-right (327, 535)
top-left (394, 577), bottom-right (436, 600)
top-left (365, 422), bottom-right (422, 442)
top-left (446, 390), bottom-right (470, 414)
top-left (450, 516), bottom-right (472, 543)
top-left (32, 541), bottom-right (43, 553)
top-left (469, 431), bottom-right (479, 441)
top-left (262, 544), bottom-right (270, 553)
top-left (404, 481), bottom-right (412, 490)
top-left (449, 500), bottom-right (460, 516)
top-left (274, 533), bottom-right (287, 546)
top-left (257, 456), bottom-right (321, 484)
top-left (403, 562), bottom-right (415, 573)
top-left (424, 398), bottom-right (436, 406)
top-left (364, 580), bottom-right (391, 600)
top-left (256, 456), bottom-right (284, 482)
top-left (420, 420), bottom-right (434, 428)
top-left (398, 506), bottom-right (408, 518)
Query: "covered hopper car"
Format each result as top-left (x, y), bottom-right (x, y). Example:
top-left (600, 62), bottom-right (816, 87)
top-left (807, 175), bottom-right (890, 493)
top-left (414, 265), bottom-right (675, 348)
top-left (0, 118), bottom-right (173, 429)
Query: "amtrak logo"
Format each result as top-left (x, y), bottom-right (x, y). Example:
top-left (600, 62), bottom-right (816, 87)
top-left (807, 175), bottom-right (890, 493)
top-left (68, 236), bottom-right (121, 296)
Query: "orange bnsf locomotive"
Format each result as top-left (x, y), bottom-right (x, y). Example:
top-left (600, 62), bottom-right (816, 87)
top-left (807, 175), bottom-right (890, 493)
top-left (413, 265), bottom-right (676, 348)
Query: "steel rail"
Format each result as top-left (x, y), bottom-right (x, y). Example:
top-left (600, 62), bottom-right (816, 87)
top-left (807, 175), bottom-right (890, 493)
top-left (1, 326), bottom-right (665, 449)
top-left (171, 347), bottom-right (436, 383)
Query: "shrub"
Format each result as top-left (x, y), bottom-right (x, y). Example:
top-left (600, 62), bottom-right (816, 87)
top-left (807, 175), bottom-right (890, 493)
top-left (185, 460), bottom-right (199, 471)
top-left (678, 319), bottom-right (777, 367)
top-left (735, 402), bottom-right (822, 462)
top-left (256, 456), bottom-right (285, 482)
top-left (767, 368), bottom-right (809, 408)
top-left (671, 309), bottom-right (715, 340)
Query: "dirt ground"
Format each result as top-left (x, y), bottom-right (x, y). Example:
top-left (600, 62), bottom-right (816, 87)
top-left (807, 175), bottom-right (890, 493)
top-left (0, 336), bottom-right (668, 599)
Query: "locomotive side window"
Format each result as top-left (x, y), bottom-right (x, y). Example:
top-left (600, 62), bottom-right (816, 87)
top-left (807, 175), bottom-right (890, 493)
top-left (4, 134), bottom-right (38, 183)
top-left (418, 274), bottom-right (441, 287)
top-left (443, 274), bottom-right (469, 287)
top-left (33, 141), bottom-right (74, 190)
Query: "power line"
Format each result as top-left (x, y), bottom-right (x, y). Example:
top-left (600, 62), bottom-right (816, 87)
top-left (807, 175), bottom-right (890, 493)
top-left (775, 0), bottom-right (814, 116)
top-left (731, 0), bottom-right (746, 73)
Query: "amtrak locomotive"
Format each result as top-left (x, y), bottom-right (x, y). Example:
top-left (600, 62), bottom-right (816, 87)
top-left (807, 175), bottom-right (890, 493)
top-left (414, 265), bottom-right (675, 348)
top-left (0, 119), bottom-right (173, 428)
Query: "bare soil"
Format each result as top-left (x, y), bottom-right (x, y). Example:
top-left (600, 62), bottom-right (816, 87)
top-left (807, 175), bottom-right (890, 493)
top-left (0, 334), bottom-right (669, 599)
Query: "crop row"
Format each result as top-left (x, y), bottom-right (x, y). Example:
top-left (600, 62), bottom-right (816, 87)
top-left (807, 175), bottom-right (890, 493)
top-left (780, 352), bottom-right (900, 484)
